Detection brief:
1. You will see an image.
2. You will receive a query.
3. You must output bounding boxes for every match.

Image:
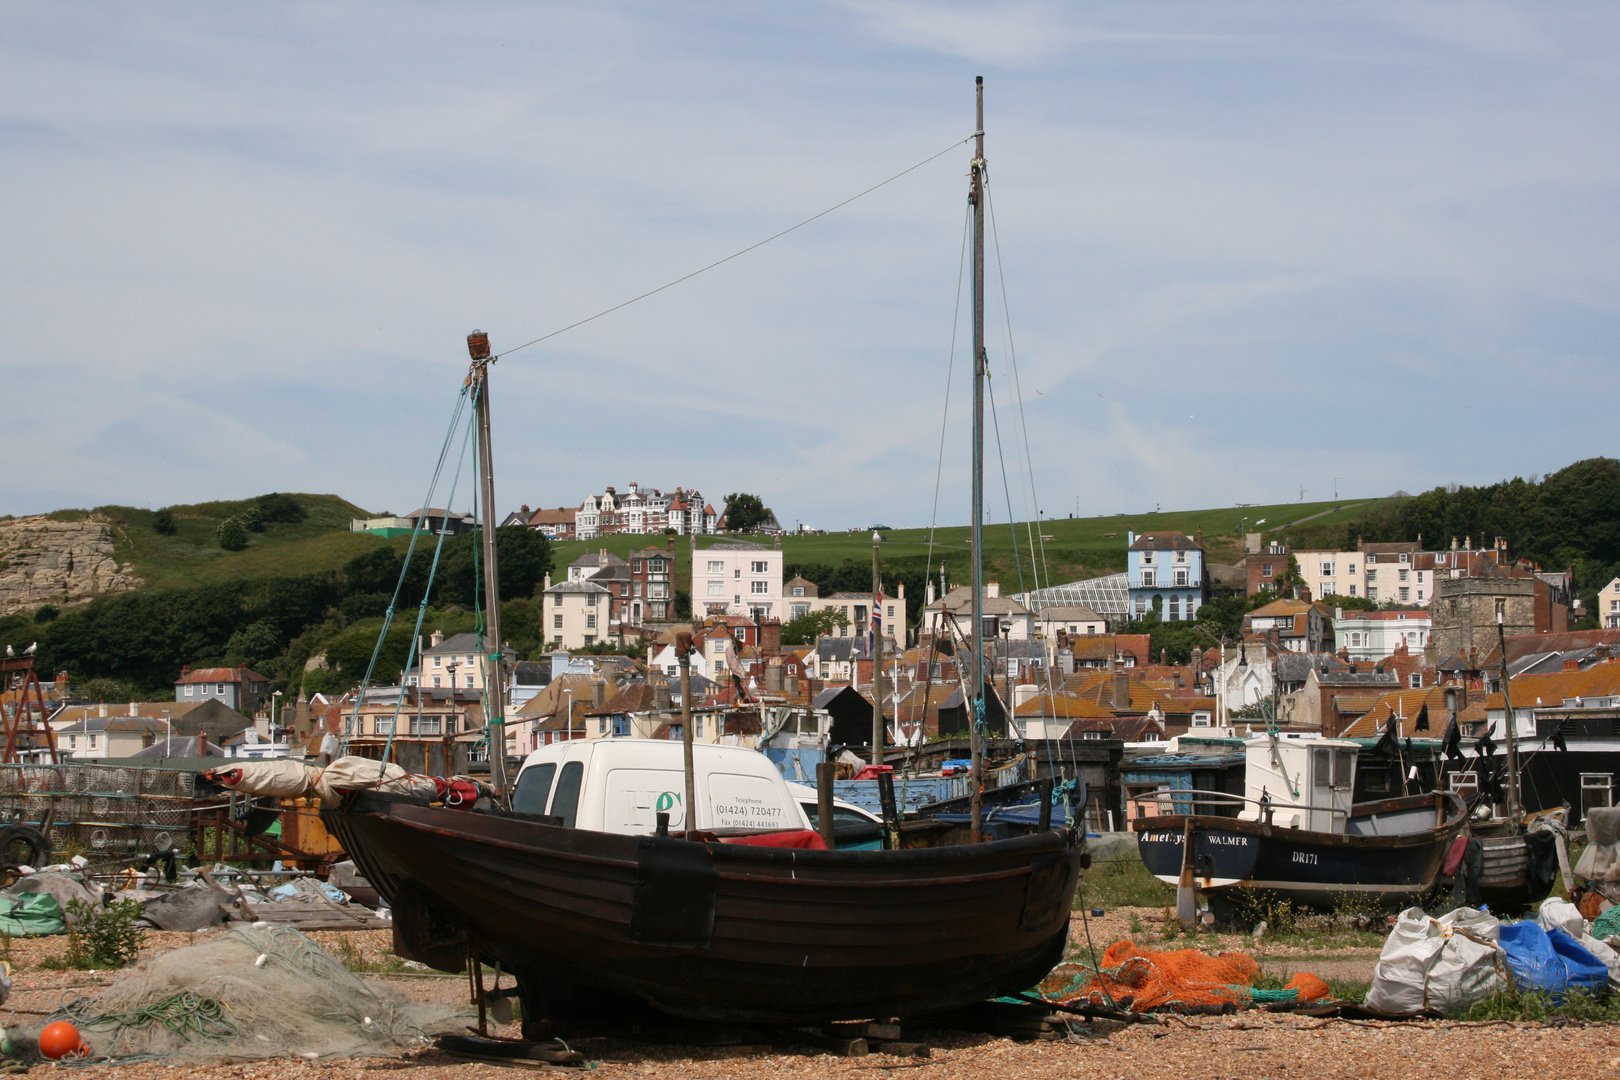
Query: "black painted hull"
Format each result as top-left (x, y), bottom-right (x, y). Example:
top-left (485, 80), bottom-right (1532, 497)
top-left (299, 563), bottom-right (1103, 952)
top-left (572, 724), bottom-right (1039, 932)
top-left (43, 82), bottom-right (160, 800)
top-left (323, 793), bottom-right (1084, 1024)
top-left (1134, 793), bottom-right (1466, 910)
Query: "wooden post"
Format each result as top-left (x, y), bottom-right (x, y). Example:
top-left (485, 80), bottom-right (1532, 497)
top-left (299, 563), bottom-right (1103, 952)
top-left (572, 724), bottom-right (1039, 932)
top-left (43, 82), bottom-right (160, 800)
top-left (677, 632), bottom-right (697, 836)
top-left (816, 759), bottom-right (836, 849)
top-left (871, 534), bottom-right (885, 768)
top-left (1176, 816), bottom-right (1197, 925)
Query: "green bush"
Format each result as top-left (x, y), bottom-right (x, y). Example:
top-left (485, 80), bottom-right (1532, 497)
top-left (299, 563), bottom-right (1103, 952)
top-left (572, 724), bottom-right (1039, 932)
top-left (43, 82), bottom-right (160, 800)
top-left (152, 509), bottom-right (176, 535)
top-left (217, 518), bottom-right (249, 551)
top-left (61, 899), bottom-right (146, 969)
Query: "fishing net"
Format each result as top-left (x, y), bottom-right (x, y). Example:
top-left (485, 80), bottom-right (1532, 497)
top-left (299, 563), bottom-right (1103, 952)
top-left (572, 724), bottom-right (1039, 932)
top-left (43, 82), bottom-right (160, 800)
top-left (33, 924), bottom-right (464, 1063)
top-left (1033, 941), bottom-right (1335, 1013)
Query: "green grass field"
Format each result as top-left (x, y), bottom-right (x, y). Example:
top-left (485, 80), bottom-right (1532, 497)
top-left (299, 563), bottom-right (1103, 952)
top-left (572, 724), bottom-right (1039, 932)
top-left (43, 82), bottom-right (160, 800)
top-left (28, 491), bottom-right (1388, 598)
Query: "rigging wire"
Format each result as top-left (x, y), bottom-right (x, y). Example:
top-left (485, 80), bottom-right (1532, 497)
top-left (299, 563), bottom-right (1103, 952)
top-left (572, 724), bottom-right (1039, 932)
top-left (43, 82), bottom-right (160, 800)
top-left (924, 202), bottom-right (974, 593)
top-left (344, 386), bottom-right (471, 750)
top-left (985, 184), bottom-right (1054, 601)
top-left (495, 136), bottom-right (975, 361)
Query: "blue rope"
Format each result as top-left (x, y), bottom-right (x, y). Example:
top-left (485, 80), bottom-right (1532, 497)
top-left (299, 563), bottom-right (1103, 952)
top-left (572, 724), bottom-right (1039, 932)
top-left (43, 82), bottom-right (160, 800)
top-left (375, 407), bottom-right (478, 772)
top-left (344, 387), bottom-right (471, 752)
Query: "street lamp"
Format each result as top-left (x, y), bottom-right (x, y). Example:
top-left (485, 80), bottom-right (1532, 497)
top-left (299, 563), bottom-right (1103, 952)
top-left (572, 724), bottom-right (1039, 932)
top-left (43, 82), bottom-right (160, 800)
top-left (563, 689), bottom-right (574, 742)
top-left (270, 691), bottom-right (283, 742)
top-left (162, 711), bottom-right (172, 757)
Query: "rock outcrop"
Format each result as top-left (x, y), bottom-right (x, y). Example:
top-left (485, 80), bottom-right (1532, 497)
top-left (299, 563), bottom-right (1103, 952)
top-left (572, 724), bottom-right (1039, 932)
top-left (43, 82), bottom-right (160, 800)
top-left (0, 517), bottom-right (142, 617)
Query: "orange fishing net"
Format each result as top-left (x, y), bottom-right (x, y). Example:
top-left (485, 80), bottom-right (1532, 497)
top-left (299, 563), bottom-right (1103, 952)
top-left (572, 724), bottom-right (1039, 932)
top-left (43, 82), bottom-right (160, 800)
top-left (1037, 941), bottom-right (1335, 1013)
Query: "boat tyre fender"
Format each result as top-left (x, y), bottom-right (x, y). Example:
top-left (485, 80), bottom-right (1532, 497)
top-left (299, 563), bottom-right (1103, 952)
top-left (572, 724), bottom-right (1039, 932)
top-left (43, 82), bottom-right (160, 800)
top-left (0, 825), bottom-right (48, 870)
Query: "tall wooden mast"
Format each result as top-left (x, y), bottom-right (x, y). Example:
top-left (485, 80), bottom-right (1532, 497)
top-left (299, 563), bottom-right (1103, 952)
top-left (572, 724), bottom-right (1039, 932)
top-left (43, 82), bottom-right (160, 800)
top-left (468, 330), bottom-right (510, 800)
top-left (969, 76), bottom-right (987, 841)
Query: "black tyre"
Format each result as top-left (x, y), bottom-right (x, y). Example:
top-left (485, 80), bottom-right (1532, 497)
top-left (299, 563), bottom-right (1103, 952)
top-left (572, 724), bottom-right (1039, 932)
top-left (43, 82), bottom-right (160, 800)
top-left (0, 825), bottom-right (49, 868)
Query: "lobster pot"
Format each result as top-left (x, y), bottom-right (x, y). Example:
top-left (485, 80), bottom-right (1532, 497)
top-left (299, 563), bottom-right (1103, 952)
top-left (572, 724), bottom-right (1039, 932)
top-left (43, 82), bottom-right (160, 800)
top-left (140, 799), bottom-right (189, 828)
top-left (137, 825), bottom-right (180, 854)
top-left (139, 771), bottom-right (183, 798)
top-left (0, 767), bottom-right (23, 795)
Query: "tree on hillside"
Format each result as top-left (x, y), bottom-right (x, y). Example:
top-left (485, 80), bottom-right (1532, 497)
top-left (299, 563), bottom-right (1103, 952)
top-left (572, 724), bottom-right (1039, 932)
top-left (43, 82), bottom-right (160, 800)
top-left (153, 509), bottom-right (176, 535)
top-left (722, 493), bottom-right (769, 532)
top-left (436, 526), bottom-right (553, 606)
top-left (781, 608), bottom-right (850, 645)
top-left (258, 493), bottom-right (307, 524)
top-left (217, 518), bottom-right (248, 551)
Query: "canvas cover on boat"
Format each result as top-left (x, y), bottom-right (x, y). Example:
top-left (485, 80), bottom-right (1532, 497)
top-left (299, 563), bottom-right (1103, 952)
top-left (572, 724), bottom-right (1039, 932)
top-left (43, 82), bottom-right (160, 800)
top-left (205, 757), bottom-right (441, 805)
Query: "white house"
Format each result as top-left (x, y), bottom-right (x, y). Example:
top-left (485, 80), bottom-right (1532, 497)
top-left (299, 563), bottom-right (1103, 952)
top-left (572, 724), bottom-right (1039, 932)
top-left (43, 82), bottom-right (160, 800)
top-left (542, 579), bottom-right (614, 649)
top-left (1334, 609), bottom-right (1432, 663)
top-left (1600, 577), bottom-right (1620, 629)
top-left (693, 542), bottom-right (784, 620)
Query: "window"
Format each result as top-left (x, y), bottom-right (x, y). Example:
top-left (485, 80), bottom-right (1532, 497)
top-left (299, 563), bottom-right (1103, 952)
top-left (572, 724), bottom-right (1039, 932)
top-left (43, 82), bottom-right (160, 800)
top-left (632, 559), bottom-right (642, 573)
top-left (1416, 571), bottom-right (1425, 583)
top-left (434, 656), bottom-right (442, 667)
top-left (1347, 564), bottom-right (1356, 575)
top-left (1368, 587), bottom-right (1378, 601)
top-left (585, 614), bottom-right (597, 629)
top-left (1191, 711), bottom-right (1212, 727)
top-left (1417, 590), bottom-right (1425, 601)
top-left (734, 568), bottom-right (741, 579)
top-left (695, 715), bottom-right (704, 738)
top-left (554, 613), bottom-right (564, 629)
top-left (1366, 569), bottom-right (1377, 582)
top-left (1175, 550), bottom-right (1186, 563)
top-left (734, 627), bottom-right (746, 641)
top-left (216, 684), bottom-right (226, 694)
top-left (887, 605), bottom-right (895, 619)
top-left (792, 585), bottom-right (805, 596)
top-left (854, 605), bottom-right (868, 625)
top-left (551, 761), bottom-right (585, 828)
top-left (650, 558), bottom-right (667, 573)
top-left (1175, 569), bottom-right (1188, 587)
top-left (1142, 551), bottom-right (1154, 564)
top-left (633, 581), bottom-right (642, 597)
top-left (1320, 563), bottom-right (1333, 576)
top-left (1582, 773), bottom-right (1613, 820)
top-left (1410, 673), bottom-right (1422, 688)
top-left (707, 580), bottom-right (723, 595)
top-left (751, 561), bottom-right (768, 573)
top-left (751, 580), bottom-right (768, 594)
top-left (67, 736), bottom-right (76, 749)
top-left (184, 685), bottom-right (193, 697)
top-left (1399, 587), bottom-right (1410, 602)
top-left (790, 603), bottom-right (809, 618)
top-left (375, 717), bottom-right (393, 735)
top-left (432, 676), bottom-right (441, 687)
top-left (583, 635), bottom-right (595, 645)
top-left (1348, 585), bottom-right (1357, 597)
top-left (1398, 569), bottom-right (1410, 583)
top-left (1262, 563), bottom-right (1273, 578)
top-left (599, 716), bottom-right (608, 735)
top-left (88, 735), bottom-right (97, 749)
top-left (613, 716), bottom-right (630, 737)
top-left (1399, 553), bottom-right (1409, 563)
top-left (1141, 570), bottom-right (1155, 587)
top-left (1082, 730), bottom-right (1102, 740)
top-left (410, 715), bottom-right (441, 735)
top-left (707, 560), bottom-right (724, 574)
top-left (465, 675), bottom-right (474, 687)
top-left (1168, 597), bottom-right (1181, 621)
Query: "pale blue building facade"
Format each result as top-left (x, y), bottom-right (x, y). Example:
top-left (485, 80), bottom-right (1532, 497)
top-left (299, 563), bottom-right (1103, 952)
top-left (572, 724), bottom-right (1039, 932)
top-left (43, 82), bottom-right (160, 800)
top-left (1126, 530), bottom-right (1206, 622)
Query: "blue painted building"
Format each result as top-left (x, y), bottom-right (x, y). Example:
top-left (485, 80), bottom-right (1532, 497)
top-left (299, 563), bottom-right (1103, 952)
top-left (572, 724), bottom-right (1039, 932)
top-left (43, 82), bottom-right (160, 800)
top-left (1126, 530), bottom-right (1206, 622)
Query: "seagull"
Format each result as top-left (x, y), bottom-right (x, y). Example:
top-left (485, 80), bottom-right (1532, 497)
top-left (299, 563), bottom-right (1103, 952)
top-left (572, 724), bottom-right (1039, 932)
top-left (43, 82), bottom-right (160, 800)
top-left (3, 646), bottom-right (11, 658)
top-left (24, 643), bottom-right (36, 655)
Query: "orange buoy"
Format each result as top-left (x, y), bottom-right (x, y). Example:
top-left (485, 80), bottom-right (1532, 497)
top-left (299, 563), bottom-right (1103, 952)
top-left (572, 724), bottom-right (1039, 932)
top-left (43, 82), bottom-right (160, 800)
top-left (38, 1020), bottom-right (82, 1059)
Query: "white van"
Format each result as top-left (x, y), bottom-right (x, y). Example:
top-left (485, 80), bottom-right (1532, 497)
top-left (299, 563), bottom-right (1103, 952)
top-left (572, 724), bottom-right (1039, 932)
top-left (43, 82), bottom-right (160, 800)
top-left (511, 739), bottom-right (811, 836)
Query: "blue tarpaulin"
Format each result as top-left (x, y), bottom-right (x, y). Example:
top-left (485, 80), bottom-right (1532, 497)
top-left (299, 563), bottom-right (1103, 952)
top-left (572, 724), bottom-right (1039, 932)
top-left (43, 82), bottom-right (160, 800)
top-left (1499, 922), bottom-right (1609, 1003)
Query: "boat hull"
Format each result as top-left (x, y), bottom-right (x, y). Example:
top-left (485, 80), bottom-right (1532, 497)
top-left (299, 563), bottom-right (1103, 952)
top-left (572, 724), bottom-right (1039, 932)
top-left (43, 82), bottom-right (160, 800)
top-left (1135, 793), bottom-right (1465, 910)
top-left (323, 794), bottom-right (1084, 1023)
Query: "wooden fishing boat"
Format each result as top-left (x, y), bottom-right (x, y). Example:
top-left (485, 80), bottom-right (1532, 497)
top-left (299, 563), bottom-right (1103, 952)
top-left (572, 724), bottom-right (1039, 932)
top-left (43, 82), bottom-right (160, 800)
top-left (1134, 735), bottom-right (1467, 912)
top-left (324, 792), bottom-right (1083, 1023)
top-left (324, 77), bottom-right (1087, 1026)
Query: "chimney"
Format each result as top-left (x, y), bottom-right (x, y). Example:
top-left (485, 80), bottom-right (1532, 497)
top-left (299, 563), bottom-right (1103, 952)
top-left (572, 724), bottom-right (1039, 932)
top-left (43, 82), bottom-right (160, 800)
top-left (653, 678), bottom-right (672, 711)
top-left (1111, 668), bottom-right (1130, 713)
top-left (925, 579), bottom-right (936, 606)
top-left (1563, 658), bottom-right (1580, 672)
top-left (591, 679), bottom-right (606, 709)
top-left (1424, 639), bottom-right (1438, 668)
top-left (99, 704), bottom-right (108, 718)
top-left (430, 629), bottom-right (445, 649)
top-left (765, 660), bottom-right (785, 693)
top-left (128, 702), bottom-right (138, 717)
top-left (786, 674), bottom-right (800, 697)
top-left (544, 572), bottom-right (552, 590)
top-left (196, 732), bottom-right (208, 757)
top-left (986, 581), bottom-right (1000, 599)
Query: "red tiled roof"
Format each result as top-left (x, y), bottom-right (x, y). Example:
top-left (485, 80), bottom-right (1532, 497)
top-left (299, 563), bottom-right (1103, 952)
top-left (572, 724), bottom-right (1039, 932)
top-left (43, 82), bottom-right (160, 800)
top-left (175, 667), bottom-right (266, 685)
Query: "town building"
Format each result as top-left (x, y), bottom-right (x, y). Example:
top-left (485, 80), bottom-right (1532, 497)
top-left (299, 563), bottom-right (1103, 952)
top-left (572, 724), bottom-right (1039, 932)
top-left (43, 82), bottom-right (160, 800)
top-left (406, 631), bottom-right (517, 693)
top-left (174, 666), bottom-right (269, 714)
top-left (1245, 543), bottom-right (1292, 598)
top-left (626, 545), bottom-right (676, 624)
top-left (693, 542), bottom-right (784, 620)
top-left (1125, 531), bottom-right (1205, 621)
top-left (541, 578), bottom-right (615, 649)
top-left (1333, 608), bottom-right (1433, 663)
top-left (1601, 578), bottom-right (1620, 629)
top-left (1036, 605), bottom-right (1107, 639)
top-left (794, 585), bottom-right (908, 644)
top-left (1242, 599), bottom-right (1334, 653)
top-left (350, 508), bottom-right (476, 538)
top-left (918, 582), bottom-right (1036, 643)
top-left (571, 483), bottom-right (718, 539)
top-left (504, 505), bottom-right (578, 540)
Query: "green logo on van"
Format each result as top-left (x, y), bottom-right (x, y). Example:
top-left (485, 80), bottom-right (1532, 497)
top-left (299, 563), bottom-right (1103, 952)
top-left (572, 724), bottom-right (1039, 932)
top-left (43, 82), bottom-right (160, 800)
top-left (655, 791), bottom-right (681, 813)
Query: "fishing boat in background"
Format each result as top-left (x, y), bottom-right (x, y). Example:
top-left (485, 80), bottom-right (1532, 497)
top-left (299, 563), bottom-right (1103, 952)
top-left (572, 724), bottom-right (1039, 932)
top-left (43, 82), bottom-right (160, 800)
top-left (1134, 732), bottom-right (1467, 917)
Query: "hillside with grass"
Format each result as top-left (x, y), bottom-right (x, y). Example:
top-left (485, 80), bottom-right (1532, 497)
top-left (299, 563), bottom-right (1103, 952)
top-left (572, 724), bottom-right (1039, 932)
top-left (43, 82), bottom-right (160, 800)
top-left (40, 493), bottom-right (403, 590)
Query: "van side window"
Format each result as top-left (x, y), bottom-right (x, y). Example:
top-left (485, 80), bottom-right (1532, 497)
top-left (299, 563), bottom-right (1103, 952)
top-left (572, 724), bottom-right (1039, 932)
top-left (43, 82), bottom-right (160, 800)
top-left (513, 763), bottom-right (557, 815)
top-left (551, 761), bottom-right (585, 828)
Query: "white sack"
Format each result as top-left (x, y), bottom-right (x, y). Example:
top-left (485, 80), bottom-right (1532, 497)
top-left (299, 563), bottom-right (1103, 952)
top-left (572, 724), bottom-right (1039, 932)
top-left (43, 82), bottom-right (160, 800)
top-left (1574, 842), bottom-right (1620, 883)
top-left (1364, 906), bottom-right (1506, 1015)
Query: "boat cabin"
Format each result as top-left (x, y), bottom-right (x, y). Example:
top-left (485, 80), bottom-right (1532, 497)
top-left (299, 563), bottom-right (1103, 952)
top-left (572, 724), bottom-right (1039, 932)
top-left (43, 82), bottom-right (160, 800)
top-left (1237, 736), bottom-right (1358, 833)
top-left (511, 738), bottom-right (810, 835)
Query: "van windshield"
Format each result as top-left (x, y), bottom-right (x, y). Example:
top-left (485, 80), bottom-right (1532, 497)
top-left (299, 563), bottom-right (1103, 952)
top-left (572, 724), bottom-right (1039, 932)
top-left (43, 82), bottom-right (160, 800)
top-left (513, 762), bottom-right (557, 815)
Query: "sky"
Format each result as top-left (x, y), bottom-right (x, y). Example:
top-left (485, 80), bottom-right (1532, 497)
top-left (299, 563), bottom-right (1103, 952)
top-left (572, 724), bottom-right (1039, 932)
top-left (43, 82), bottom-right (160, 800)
top-left (2, 3), bottom-right (1617, 529)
